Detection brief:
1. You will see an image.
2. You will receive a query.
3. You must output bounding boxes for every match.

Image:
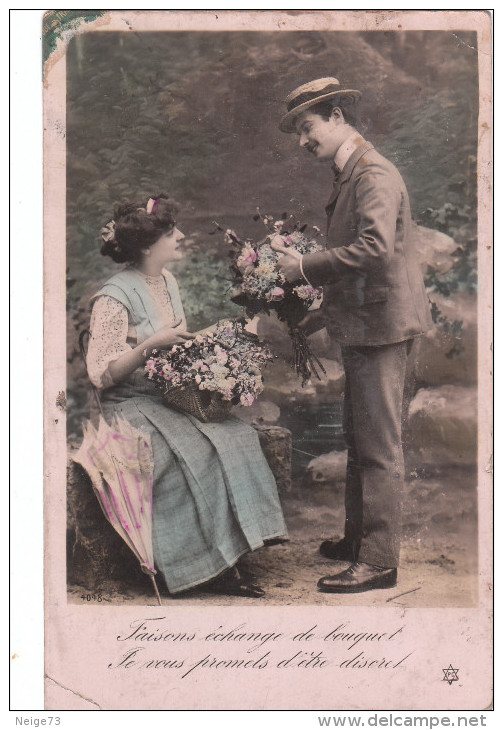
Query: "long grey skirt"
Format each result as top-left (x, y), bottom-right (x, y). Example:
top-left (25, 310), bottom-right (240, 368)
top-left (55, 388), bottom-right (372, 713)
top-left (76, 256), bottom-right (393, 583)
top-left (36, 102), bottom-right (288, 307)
top-left (102, 376), bottom-right (288, 593)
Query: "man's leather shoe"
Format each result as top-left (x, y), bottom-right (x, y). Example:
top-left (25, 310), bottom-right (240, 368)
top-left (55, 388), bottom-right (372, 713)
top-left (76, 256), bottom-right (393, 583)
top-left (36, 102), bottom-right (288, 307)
top-left (319, 538), bottom-right (355, 561)
top-left (317, 562), bottom-right (397, 593)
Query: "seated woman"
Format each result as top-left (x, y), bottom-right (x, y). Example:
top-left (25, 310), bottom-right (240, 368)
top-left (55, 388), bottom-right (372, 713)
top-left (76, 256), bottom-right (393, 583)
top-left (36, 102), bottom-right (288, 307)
top-left (86, 194), bottom-right (288, 598)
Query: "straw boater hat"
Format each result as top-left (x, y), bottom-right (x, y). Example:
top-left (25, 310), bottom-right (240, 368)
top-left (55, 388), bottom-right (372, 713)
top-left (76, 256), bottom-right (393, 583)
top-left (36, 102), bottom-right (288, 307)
top-left (279, 77), bottom-right (361, 133)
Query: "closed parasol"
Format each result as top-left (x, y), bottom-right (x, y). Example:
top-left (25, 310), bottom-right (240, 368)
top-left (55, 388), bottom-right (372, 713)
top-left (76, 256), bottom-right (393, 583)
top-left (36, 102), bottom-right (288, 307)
top-left (73, 414), bottom-right (162, 605)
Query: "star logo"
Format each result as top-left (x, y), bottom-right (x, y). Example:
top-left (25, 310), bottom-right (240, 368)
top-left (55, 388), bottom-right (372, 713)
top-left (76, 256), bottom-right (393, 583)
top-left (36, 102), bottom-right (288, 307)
top-left (442, 665), bottom-right (459, 685)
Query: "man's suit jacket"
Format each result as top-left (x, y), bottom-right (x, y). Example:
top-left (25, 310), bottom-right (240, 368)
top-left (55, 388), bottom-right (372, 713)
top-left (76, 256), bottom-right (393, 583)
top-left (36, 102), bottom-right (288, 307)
top-left (302, 140), bottom-right (432, 347)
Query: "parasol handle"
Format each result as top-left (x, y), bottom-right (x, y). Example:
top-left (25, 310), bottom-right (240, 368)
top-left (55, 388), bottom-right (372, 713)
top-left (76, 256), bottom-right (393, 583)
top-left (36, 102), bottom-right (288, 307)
top-left (150, 574), bottom-right (162, 606)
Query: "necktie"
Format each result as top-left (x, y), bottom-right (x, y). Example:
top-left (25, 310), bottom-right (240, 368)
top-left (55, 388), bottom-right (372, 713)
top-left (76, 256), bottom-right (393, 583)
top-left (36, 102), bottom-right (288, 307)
top-left (326, 165), bottom-right (341, 226)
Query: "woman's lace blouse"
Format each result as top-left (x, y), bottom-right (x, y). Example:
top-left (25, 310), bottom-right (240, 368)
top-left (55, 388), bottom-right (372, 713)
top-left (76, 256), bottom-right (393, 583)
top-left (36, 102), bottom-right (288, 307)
top-left (87, 273), bottom-right (183, 390)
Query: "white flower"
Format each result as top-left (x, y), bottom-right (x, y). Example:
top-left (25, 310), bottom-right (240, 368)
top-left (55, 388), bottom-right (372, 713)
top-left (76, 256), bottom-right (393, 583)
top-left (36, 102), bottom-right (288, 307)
top-left (210, 363), bottom-right (229, 377)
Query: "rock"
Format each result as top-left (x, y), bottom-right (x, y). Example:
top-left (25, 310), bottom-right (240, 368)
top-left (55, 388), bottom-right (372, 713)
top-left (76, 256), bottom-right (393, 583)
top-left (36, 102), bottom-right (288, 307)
top-left (406, 385), bottom-right (477, 466)
top-left (262, 358), bottom-right (318, 404)
top-left (412, 224), bottom-right (458, 275)
top-left (400, 226), bottom-right (476, 389)
top-left (235, 399), bottom-right (280, 426)
top-left (314, 358), bottom-right (345, 397)
top-left (67, 460), bottom-right (148, 593)
top-left (254, 425), bottom-right (293, 493)
top-left (307, 450), bottom-right (348, 487)
top-left (414, 291), bottom-right (477, 387)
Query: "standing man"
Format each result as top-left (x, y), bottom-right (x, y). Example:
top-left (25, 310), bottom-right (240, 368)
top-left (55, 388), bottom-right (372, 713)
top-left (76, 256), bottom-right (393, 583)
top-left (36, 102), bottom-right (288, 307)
top-left (275, 78), bottom-right (432, 593)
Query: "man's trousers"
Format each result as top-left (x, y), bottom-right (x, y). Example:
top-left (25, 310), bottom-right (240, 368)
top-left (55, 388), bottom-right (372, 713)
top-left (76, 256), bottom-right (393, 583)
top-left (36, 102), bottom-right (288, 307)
top-left (340, 339), bottom-right (412, 568)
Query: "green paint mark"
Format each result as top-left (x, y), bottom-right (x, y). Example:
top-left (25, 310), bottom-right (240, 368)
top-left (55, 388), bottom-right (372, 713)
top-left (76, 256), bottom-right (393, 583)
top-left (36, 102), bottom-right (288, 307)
top-left (42, 10), bottom-right (106, 71)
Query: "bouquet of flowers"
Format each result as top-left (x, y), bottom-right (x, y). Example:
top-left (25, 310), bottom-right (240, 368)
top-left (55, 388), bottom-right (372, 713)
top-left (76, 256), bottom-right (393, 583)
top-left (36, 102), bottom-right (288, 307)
top-left (144, 319), bottom-right (272, 422)
top-left (215, 212), bottom-right (326, 384)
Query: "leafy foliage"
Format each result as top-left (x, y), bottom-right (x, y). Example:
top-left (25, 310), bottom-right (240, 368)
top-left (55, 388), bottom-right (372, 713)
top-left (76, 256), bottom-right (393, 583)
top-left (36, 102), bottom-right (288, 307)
top-left (172, 252), bottom-right (237, 331)
top-left (65, 30), bottom-right (479, 438)
top-left (422, 201), bottom-right (478, 296)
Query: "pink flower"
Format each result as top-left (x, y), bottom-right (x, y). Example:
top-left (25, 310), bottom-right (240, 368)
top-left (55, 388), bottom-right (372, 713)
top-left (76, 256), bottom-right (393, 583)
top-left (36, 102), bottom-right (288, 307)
top-left (293, 284), bottom-right (318, 300)
top-left (243, 248), bottom-right (257, 265)
top-left (237, 258), bottom-right (254, 275)
top-left (193, 360), bottom-right (209, 371)
top-left (214, 345), bottom-right (228, 365)
top-left (237, 245), bottom-right (258, 274)
top-left (240, 393), bottom-right (255, 407)
top-left (266, 286), bottom-right (285, 301)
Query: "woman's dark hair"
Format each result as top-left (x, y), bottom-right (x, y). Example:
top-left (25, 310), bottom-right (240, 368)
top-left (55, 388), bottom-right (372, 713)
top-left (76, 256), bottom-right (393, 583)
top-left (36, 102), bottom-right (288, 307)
top-left (101, 193), bottom-right (178, 264)
top-left (310, 95), bottom-right (360, 131)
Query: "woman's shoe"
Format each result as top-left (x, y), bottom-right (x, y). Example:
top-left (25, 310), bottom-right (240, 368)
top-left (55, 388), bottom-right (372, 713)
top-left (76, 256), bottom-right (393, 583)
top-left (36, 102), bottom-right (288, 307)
top-left (205, 568), bottom-right (265, 598)
top-left (264, 537), bottom-right (290, 546)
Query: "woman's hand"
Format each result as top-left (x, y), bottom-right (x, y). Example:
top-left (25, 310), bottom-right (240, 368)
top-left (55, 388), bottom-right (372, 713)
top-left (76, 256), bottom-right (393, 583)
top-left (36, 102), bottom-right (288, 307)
top-left (146, 320), bottom-right (193, 350)
top-left (191, 323), bottom-right (218, 337)
top-left (107, 320), bottom-right (193, 385)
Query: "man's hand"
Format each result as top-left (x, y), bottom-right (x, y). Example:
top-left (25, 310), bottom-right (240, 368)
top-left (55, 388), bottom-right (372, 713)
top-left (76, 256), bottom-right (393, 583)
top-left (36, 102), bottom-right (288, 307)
top-left (270, 236), bottom-right (303, 283)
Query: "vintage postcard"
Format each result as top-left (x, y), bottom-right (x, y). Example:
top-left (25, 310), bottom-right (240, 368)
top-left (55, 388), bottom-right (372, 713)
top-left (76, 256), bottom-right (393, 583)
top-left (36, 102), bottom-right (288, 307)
top-left (42, 10), bottom-right (492, 711)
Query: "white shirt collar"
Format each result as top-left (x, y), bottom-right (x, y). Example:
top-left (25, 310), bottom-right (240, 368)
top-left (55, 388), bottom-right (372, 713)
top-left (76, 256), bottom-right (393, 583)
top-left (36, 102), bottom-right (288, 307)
top-left (334, 131), bottom-right (365, 172)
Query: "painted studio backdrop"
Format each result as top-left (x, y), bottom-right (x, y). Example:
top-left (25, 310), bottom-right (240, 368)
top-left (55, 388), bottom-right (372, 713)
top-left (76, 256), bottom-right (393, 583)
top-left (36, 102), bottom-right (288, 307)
top-left (66, 30), bottom-right (478, 606)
